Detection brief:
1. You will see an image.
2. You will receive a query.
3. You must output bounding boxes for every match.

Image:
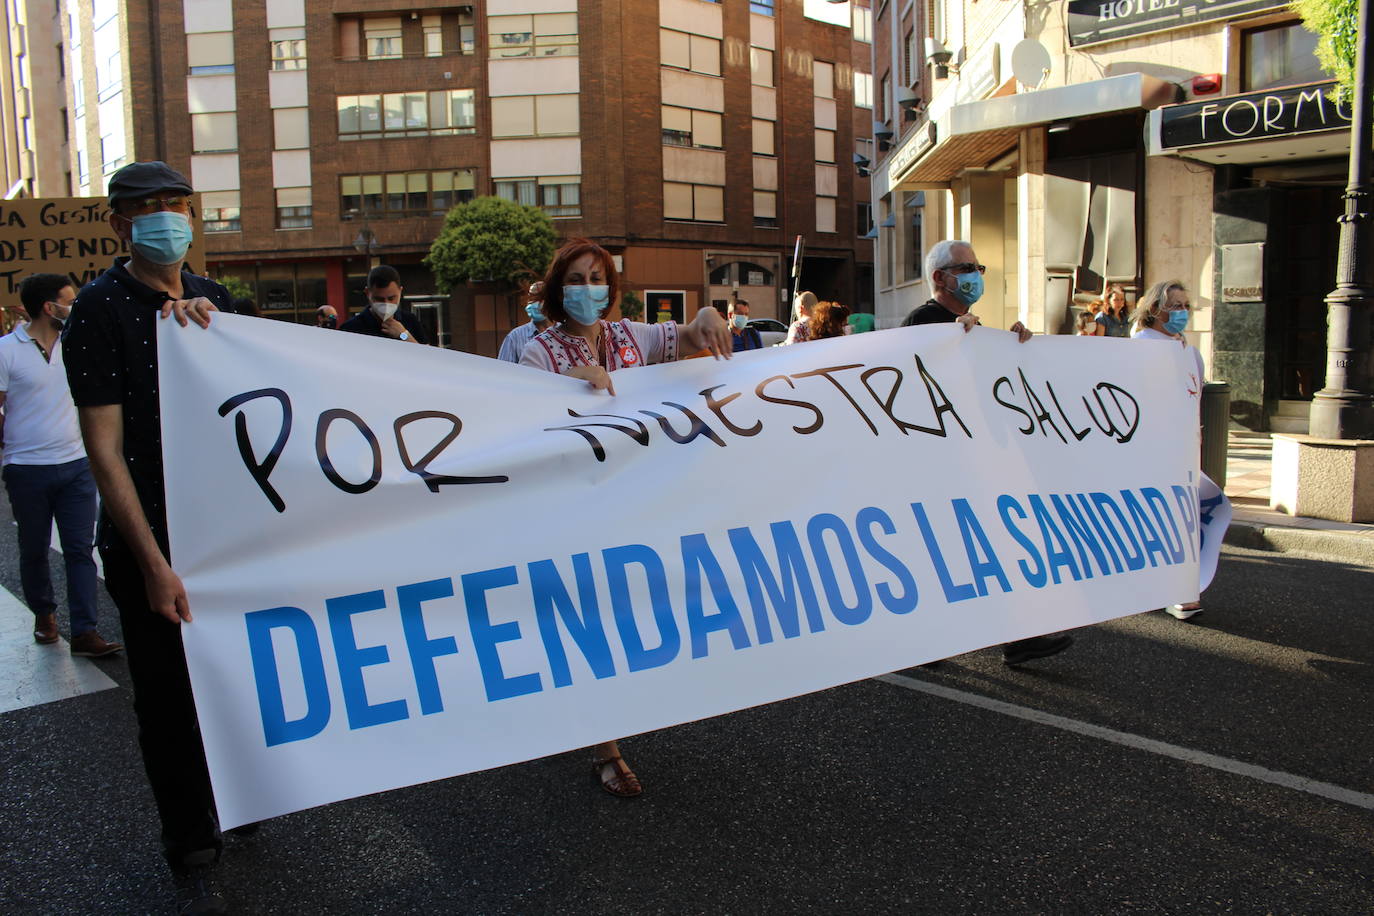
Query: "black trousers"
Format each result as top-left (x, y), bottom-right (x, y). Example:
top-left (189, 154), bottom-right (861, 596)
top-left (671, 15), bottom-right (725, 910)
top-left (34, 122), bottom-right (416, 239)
top-left (101, 542), bottom-right (222, 872)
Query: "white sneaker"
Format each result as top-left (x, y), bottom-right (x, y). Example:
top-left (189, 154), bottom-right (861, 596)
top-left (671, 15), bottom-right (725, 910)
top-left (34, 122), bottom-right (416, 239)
top-left (1167, 604), bottom-right (1204, 620)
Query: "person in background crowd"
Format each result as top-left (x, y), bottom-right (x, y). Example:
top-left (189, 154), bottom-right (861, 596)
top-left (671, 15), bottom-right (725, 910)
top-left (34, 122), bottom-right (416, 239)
top-left (1095, 284), bottom-right (1131, 338)
top-left (726, 297), bottom-right (763, 353)
top-left (847, 311), bottom-right (876, 334)
top-left (341, 265), bottom-right (427, 344)
top-left (805, 300), bottom-right (851, 341)
top-left (907, 239), bottom-right (1071, 666)
top-left (497, 281), bottom-right (548, 363)
top-left (520, 239), bottom-right (731, 797)
top-left (1131, 279), bottom-right (1207, 621)
top-left (315, 305), bottom-right (338, 329)
top-left (230, 297), bottom-right (260, 318)
top-left (1, 274), bottom-right (121, 658)
top-left (62, 161), bottom-right (247, 915)
top-left (1074, 310), bottom-right (1098, 336)
top-left (784, 290), bottom-right (817, 344)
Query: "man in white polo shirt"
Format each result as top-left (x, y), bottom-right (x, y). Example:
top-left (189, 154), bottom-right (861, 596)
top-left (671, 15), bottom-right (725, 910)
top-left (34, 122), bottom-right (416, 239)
top-left (0, 273), bottom-right (121, 657)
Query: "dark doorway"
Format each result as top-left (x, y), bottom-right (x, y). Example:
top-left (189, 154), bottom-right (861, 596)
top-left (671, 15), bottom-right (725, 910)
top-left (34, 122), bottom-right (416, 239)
top-left (1266, 187), bottom-right (1341, 400)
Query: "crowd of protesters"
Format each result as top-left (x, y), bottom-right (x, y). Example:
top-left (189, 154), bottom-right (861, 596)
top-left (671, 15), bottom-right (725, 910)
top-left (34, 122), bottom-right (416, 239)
top-left (2, 161), bottom-right (1209, 915)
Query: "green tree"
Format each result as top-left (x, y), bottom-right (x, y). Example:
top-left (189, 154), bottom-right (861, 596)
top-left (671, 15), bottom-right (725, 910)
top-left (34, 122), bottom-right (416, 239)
top-left (619, 290), bottom-right (645, 321)
top-left (218, 275), bottom-right (255, 302)
top-left (424, 196), bottom-right (557, 292)
top-left (1292, 0), bottom-right (1359, 94)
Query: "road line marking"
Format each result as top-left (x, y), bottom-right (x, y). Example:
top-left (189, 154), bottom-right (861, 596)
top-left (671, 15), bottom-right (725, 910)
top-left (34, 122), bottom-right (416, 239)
top-left (0, 584), bottom-right (116, 715)
top-left (877, 672), bottom-right (1374, 812)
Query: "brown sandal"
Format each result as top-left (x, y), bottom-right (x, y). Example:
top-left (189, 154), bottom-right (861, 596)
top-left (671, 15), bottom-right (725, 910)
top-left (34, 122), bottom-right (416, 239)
top-left (591, 754), bottom-right (643, 798)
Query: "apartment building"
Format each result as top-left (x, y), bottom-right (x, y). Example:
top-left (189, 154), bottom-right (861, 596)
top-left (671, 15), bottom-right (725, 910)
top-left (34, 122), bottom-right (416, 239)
top-left (1, 0), bottom-right (70, 198)
top-left (57, 0), bottom-right (875, 355)
top-left (868, 0), bottom-right (1352, 434)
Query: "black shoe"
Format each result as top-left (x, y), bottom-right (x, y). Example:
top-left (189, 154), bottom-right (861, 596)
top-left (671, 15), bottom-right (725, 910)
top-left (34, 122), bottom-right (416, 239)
top-left (173, 851), bottom-right (228, 915)
top-left (1002, 634), bottom-right (1074, 666)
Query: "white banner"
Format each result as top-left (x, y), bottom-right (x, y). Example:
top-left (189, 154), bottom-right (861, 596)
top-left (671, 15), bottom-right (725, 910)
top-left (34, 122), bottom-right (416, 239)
top-left (161, 316), bottom-right (1207, 828)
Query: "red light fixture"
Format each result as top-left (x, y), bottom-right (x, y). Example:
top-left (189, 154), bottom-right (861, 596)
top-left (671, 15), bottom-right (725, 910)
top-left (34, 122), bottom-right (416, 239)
top-left (1192, 73), bottom-right (1222, 95)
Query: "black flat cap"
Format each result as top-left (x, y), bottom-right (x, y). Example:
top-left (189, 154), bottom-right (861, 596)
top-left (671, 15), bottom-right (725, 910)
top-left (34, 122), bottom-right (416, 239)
top-left (107, 161), bottom-right (194, 207)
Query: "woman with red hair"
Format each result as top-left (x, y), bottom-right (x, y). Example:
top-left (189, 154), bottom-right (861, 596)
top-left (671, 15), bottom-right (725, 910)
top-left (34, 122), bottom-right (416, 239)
top-left (520, 238), bottom-right (731, 393)
top-left (520, 239), bottom-right (730, 797)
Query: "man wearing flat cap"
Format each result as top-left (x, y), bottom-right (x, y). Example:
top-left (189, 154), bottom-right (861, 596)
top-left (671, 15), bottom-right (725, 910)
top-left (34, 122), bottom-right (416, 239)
top-left (63, 161), bottom-right (243, 914)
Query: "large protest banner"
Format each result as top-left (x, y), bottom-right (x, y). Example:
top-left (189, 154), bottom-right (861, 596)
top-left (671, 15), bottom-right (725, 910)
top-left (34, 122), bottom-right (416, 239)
top-left (0, 196), bottom-right (205, 318)
top-left (160, 317), bottom-right (1205, 828)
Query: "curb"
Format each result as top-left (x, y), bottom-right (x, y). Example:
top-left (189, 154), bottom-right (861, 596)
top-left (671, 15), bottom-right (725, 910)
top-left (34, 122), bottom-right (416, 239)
top-left (1224, 520), bottom-right (1374, 567)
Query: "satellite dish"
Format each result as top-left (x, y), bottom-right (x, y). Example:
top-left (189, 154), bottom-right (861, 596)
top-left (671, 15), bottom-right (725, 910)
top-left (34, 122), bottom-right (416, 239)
top-left (1011, 39), bottom-right (1051, 90)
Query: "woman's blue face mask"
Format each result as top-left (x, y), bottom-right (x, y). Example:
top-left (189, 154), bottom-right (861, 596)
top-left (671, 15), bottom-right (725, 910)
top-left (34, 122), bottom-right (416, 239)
top-left (1164, 308), bottom-right (1189, 334)
top-left (562, 285), bottom-right (610, 325)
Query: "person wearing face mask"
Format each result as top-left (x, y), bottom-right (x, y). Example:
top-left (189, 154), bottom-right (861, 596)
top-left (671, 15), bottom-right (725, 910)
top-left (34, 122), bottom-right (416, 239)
top-left (519, 239), bottom-right (730, 798)
top-left (1131, 279), bottom-right (1208, 622)
top-left (497, 281), bottom-right (549, 363)
top-left (316, 305), bottom-right (339, 329)
top-left (1, 274), bottom-right (121, 659)
top-left (61, 161), bottom-right (246, 915)
top-left (902, 239), bottom-right (1073, 667)
top-left (726, 297), bottom-right (763, 352)
top-left (340, 265), bottom-right (427, 344)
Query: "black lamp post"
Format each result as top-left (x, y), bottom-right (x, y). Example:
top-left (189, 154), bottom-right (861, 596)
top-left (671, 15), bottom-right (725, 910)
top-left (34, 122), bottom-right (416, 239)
top-left (1309, 0), bottom-right (1374, 439)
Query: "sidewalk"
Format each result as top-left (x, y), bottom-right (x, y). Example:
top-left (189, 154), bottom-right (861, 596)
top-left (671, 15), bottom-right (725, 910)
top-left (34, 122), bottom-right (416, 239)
top-left (1221, 432), bottom-right (1374, 566)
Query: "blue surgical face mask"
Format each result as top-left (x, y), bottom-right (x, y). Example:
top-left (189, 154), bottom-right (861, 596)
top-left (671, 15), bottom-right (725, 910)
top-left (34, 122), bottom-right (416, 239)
top-left (947, 270), bottom-right (984, 307)
top-left (526, 302), bottom-right (546, 322)
top-left (732, 315), bottom-right (747, 329)
top-left (129, 210), bottom-right (193, 266)
top-left (1164, 309), bottom-right (1189, 334)
top-left (562, 285), bottom-right (609, 325)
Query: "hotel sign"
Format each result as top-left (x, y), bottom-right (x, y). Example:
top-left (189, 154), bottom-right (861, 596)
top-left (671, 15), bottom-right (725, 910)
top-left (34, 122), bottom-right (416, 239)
top-left (1067, 0), bottom-right (1284, 48)
top-left (1159, 82), bottom-right (1351, 148)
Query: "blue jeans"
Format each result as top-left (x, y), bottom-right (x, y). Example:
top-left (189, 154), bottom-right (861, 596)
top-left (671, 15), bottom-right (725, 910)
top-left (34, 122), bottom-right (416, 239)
top-left (2, 457), bottom-right (99, 636)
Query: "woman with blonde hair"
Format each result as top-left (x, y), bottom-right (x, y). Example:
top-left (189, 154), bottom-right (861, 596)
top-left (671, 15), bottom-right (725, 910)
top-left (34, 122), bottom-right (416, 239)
top-left (1132, 278), bottom-right (1207, 621)
top-left (784, 290), bottom-right (817, 344)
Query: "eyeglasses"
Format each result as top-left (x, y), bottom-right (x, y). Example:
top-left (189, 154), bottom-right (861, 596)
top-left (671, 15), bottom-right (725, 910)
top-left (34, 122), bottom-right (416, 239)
top-left (121, 195), bottom-right (193, 216)
top-left (940, 262), bottom-right (987, 275)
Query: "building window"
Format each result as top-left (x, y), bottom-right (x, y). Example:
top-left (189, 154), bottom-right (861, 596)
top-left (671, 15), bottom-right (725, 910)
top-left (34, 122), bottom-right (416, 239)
top-left (340, 169), bottom-right (476, 218)
top-left (491, 94), bottom-right (580, 138)
top-left (754, 190), bottom-right (777, 228)
top-left (750, 0), bottom-right (775, 15)
top-left (661, 106), bottom-right (722, 149)
top-left (191, 112), bottom-right (238, 153)
top-left (458, 10), bottom-right (476, 54)
top-left (661, 29), bottom-right (721, 77)
top-left (856, 136), bottom-right (874, 164)
top-left (337, 90), bottom-right (476, 139)
top-left (423, 15), bottom-right (443, 57)
top-left (495, 177), bottom-right (581, 217)
top-left (815, 129), bottom-right (836, 163)
top-left (752, 119), bottom-right (775, 156)
top-left (187, 32), bottom-right (234, 76)
top-left (816, 197), bottom-right (836, 233)
top-left (488, 13), bottom-right (578, 59)
top-left (857, 202), bottom-right (874, 236)
top-left (365, 18), bottom-right (403, 60)
top-left (664, 182), bottom-right (724, 222)
top-left (750, 47), bottom-right (773, 87)
top-left (853, 5), bottom-right (872, 43)
top-left (878, 72), bottom-right (890, 123)
top-left (273, 107), bottom-right (310, 149)
top-left (203, 191), bottom-right (242, 232)
top-left (276, 187), bottom-right (312, 229)
top-left (903, 190), bottom-right (925, 281)
top-left (814, 61), bottom-right (835, 99)
top-left (1243, 22), bottom-right (1324, 91)
top-left (854, 72), bottom-right (873, 109)
top-left (270, 31), bottom-right (307, 70)
top-left (903, 30), bottom-right (917, 87)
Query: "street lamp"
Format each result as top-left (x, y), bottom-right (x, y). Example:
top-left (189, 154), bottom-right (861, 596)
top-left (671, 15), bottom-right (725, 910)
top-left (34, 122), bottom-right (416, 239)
top-left (1309, 0), bottom-right (1374, 440)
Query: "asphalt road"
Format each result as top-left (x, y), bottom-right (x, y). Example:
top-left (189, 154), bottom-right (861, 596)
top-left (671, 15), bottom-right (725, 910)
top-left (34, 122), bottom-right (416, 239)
top-left (1, 503), bottom-right (1370, 914)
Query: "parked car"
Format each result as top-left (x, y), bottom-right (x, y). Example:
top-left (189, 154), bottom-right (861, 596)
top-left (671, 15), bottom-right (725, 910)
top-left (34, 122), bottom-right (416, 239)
top-left (747, 317), bottom-right (788, 346)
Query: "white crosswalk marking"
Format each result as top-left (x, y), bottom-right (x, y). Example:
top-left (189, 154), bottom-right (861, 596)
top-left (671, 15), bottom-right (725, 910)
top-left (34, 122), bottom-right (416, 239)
top-left (0, 583), bottom-right (116, 714)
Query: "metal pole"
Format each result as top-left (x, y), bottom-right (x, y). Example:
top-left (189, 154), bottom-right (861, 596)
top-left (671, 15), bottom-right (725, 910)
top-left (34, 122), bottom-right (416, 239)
top-left (1309, 0), bottom-right (1374, 439)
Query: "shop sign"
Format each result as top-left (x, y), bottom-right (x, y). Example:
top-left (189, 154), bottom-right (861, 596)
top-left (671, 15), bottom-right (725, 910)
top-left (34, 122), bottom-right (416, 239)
top-left (886, 122), bottom-right (938, 185)
top-left (1068, 0), bottom-right (1284, 48)
top-left (1221, 243), bottom-right (1264, 302)
top-left (955, 43), bottom-right (1001, 104)
top-left (1159, 82), bottom-right (1350, 149)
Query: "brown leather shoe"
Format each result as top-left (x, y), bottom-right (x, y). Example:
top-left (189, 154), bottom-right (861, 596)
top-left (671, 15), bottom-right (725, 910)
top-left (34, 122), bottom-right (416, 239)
top-left (33, 613), bottom-right (59, 645)
top-left (69, 631), bottom-right (124, 658)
